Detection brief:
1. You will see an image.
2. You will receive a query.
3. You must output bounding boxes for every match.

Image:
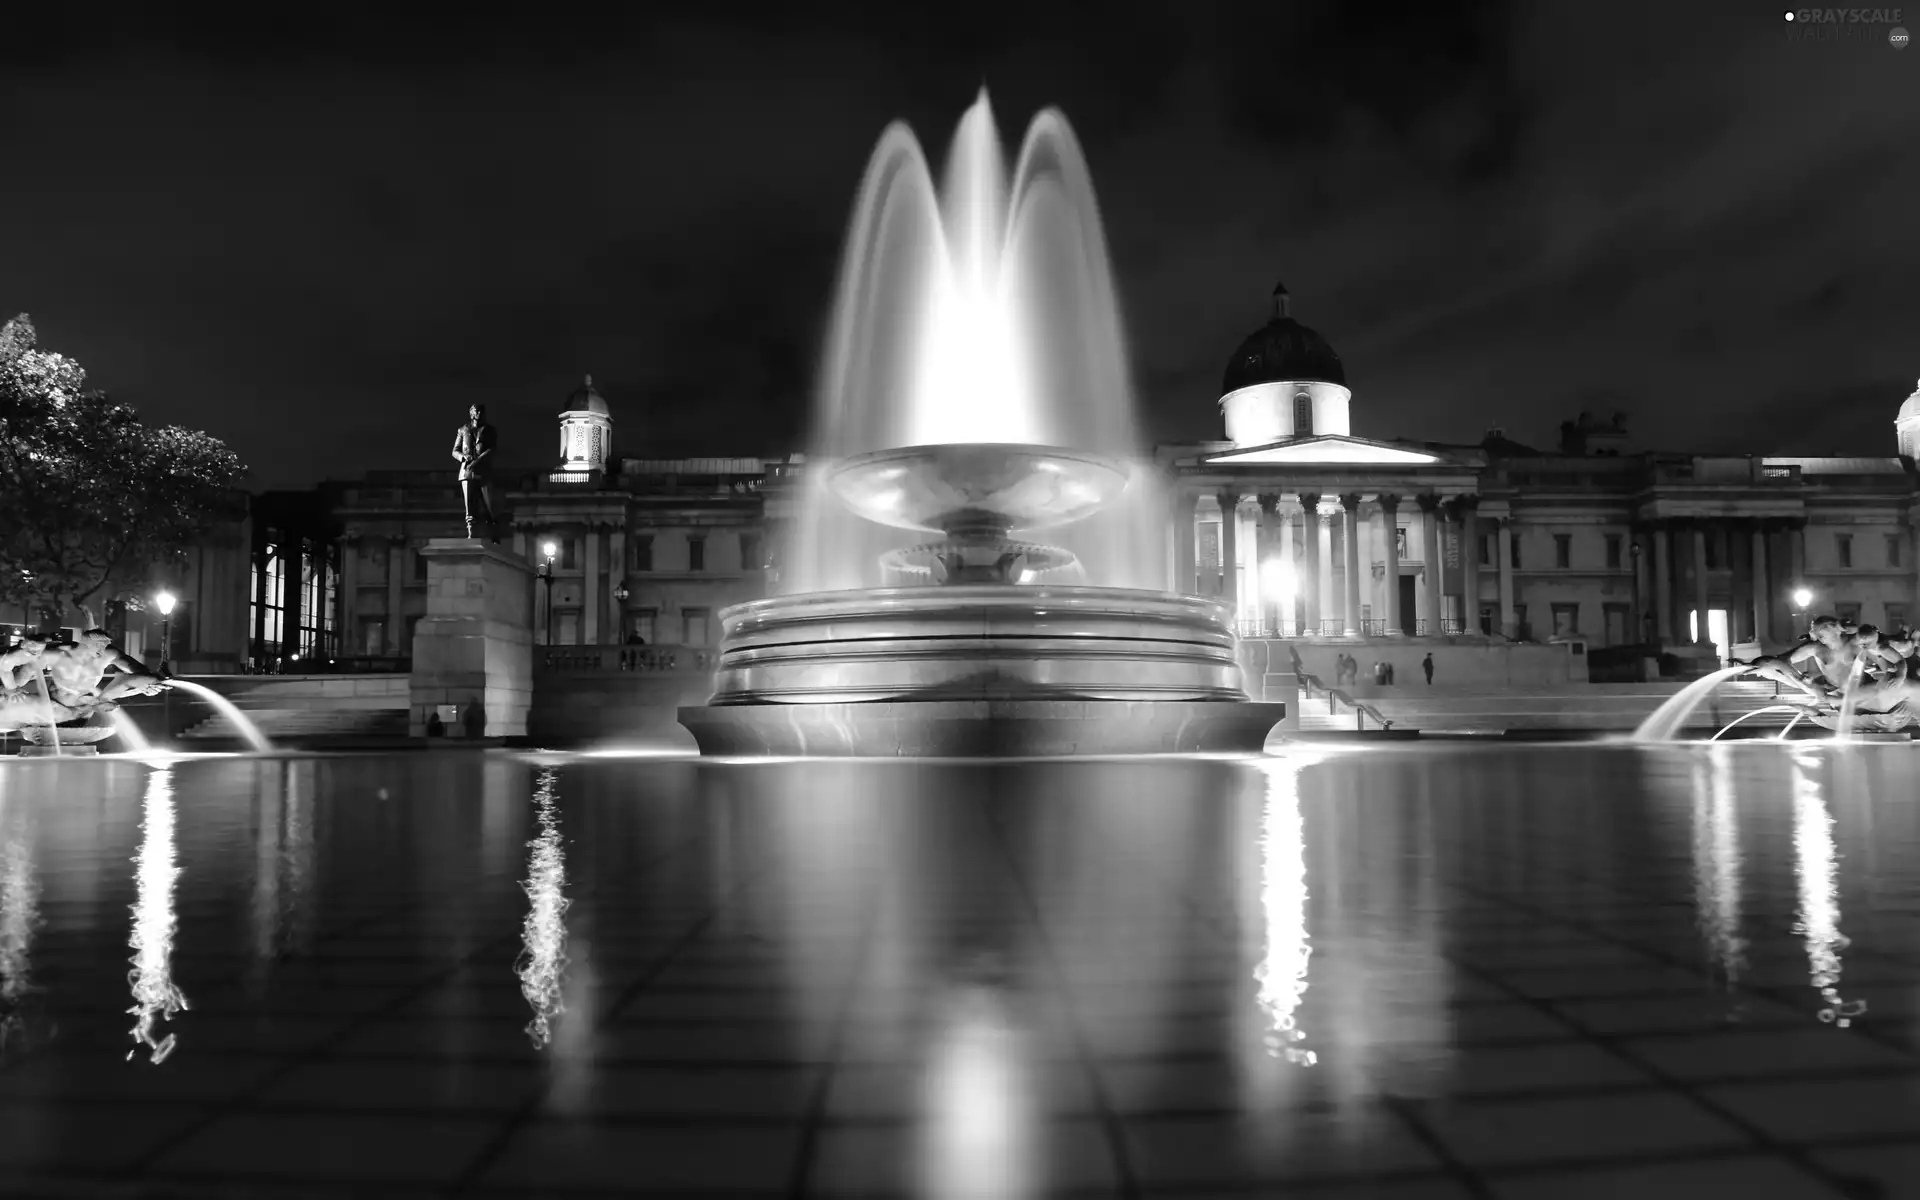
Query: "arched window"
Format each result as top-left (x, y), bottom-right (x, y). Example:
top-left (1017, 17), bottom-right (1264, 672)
top-left (1293, 392), bottom-right (1313, 437)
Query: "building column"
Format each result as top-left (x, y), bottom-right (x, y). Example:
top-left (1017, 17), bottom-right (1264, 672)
top-left (1298, 493), bottom-right (1321, 636)
top-left (1340, 494), bottom-right (1362, 637)
top-left (1380, 494), bottom-right (1402, 635)
top-left (1653, 523), bottom-right (1673, 644)
top-left (1419, 495), bottom-right (1444, 636)
top-left (1316, 500), bottom-right (1337, 637)
top-left (1456, 496), bottom-right (1480, 631)
top-left (1692, 521), bottom-right (1712, 647)
top-left (1910, 513), bottom-right (1920, 629)
top-left (1173, 490), bottom-right (1199, 596)
top-left (609, 528), bottom-right (627, 639)
top-left (1257, 494), bottom-right (1281, 636)
top-left (583, 524), bottom-right (601, 645)
top-left (1750, 523), bottom-right (1770, 648)
top-left (337, 535), bottom-right (358, 654)
top-left (1216, 491), bottom-right (1241, 627)
top-left (387, 539), bottom-right (404, 656)
top-left (1496, 517), bottom-right (1516, 639)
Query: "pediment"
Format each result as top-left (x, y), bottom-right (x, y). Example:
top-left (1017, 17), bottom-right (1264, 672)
top-left (1205, 436), bottom-right (1445, 466)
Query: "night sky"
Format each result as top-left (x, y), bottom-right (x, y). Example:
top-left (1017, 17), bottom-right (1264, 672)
top-left (5, 4), bottom-right (1915, 489)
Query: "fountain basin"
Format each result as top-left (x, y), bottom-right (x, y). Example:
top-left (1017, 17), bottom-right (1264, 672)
top-left (680, 584), bottom-right (1284, 756)
top-left (17, 717), bottom-right (119, 756)
top-left (703, 585), bottom-right (1250, 705)
top-left (679, 698), bottom-right (1287, 757)
top-left (829, 443), bottom-right (1129, 535)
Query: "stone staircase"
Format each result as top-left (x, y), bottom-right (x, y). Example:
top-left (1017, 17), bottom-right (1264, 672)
top-left (179, 707), bottom-right (409, 743)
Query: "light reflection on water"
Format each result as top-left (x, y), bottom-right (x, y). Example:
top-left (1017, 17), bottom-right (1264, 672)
top-left (0, 770), bottom-right (39, 1053)
top-left (516, 766), bottom-right (570, 1048)
top-left (1790, 748), bottom-right (1865, 1026)
top-left (1253, 754), bottom-right (1315, 1065)
top-left (1691, 748), bottom-right (1746, 991)
top-left (126, 764), bottom-right (187, 1063)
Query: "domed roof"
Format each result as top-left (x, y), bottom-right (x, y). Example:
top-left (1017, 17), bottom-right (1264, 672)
top-left (1899, 379), bottom-right (1920, 422)
top-left (1221, 282), bottom-right (1346, 393)
top-left (563, 373), bottom-right (608, 416)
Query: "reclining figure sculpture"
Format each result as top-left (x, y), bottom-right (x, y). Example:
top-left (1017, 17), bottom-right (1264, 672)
top-left (0, 630), bottom-right (170, 737)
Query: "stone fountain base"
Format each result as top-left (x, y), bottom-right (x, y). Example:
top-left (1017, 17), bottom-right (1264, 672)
top-left (17, 718), bottom-right (119, 757)
top-left (679, 698), bottom-right (1287, 758)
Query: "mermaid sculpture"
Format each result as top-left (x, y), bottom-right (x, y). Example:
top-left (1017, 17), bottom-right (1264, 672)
top-left (1743, 617), bottom-right (1920, 733)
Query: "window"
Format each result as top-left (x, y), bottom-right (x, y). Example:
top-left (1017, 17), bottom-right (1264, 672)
top-left (1837, 534), bottom-right (1852, 568)
top-left (688, 536), bottom-right (707, 572)
top-left (1510, 533), bottom-right (1522, 570)
top-left (630, 608), bottom-right (656, 644)
top-left (1479, 534), bottom-right (1492, 567)
top-left (1394, 526), bottom-right (1408, 558)
top-left (414, 546), bottom-right (428, 583)
top-left (633, 536), bottom-right (653, 572)
top-left (1551, 603), bottom-right (1579, 639)
top-left (684, 607), bottom-right (712, 646)
top-left (1554, 534), bottom-right (1571, 569)
top-left (1293, 392), bottom-right (1313, 436)
top-left (362, 619), bottom-right (385, 657)
top-left (252, 543), bottom-right (285, 664)
top-left (1888, 534), bottom-right (1902, 568)
top-left (561, 538), bottom-right (579, 571)
top-left (1603, 602), bottom-right (1630, 645)
top-left (1605, 534), bottom-right (1622, 570)
top-left (1480, 606), bottom-right (1496, 635)
top-left (1704, 534), bottom-right (1721, 570)
top-left (740, 533), bottom-right (762, 571)
top-left (1885, 603), bottom-right (1909, 633)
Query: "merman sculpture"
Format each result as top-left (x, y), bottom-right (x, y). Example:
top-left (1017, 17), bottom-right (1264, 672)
top-left (0, 630), bottom-right (170, 745)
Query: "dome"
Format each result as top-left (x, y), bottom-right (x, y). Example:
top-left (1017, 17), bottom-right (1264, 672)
top-left (1221, 282), bottom-right (1346, 393)
top-left (562, 373), bottom-right (608, 416)
top-left (1899, 379), bottom-right (1920, 423)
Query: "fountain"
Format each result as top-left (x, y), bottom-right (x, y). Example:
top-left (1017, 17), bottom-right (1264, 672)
top-left (678, 93), bottom-right (1285, 757)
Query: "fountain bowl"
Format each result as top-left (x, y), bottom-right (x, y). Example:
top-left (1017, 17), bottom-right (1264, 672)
top-left (828, 443), bottom-right (1130, 535)
top-left (18, 716), bottom-right (120, 756)
top-left (677, 584), bottom-right (1286, 756)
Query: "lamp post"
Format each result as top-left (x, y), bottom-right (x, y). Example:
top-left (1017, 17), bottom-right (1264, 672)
top-left (1629, 541), bottom-right (1643, 647)
top-left (540, 541), bottom-right (557, 646)
top-left (154, 590), bottom-right (176, 740)
top-left (1791, 586), bottom-right (1813, 638)
top-left (613, 581), bottom-right (630, 638)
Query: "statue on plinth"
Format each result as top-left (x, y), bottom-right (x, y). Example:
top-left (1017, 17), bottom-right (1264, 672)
top-left (0, 630), bottom-right (170, 739)
top-left (452, 403), bottom-right (501, 543)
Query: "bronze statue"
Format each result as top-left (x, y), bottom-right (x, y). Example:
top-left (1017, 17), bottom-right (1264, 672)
top-left (452, 402), bottom-right (500, 542)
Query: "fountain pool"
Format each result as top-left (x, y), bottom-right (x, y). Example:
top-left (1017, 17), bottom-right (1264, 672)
top-left (1, 742), bottom-right (1915, 1196)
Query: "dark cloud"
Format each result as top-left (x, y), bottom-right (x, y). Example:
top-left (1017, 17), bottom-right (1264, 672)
top-left (2, 3), bottom-right (1914, 487)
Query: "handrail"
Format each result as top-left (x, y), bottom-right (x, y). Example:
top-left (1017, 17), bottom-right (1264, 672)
top-left (1286, 647), bottom-right (1394, 731)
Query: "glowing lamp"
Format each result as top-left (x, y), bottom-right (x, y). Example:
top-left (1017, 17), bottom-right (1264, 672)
top-left (1259, 557), bottom-right (1297, 607)
top-left (154, 591), bottom-right (176, 616)
top-left (542, 541), bottom-right (558, 560)
top-left (1792, 587), bottom-right (1813, 608)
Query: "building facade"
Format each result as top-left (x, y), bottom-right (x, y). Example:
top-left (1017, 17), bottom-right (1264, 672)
top-left (194, 299), bottom-right (1920, 676)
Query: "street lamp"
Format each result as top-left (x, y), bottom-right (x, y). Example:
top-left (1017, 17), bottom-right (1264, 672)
top-left (540, 541), bottom-right (557, 646)
top-left (154, 590), bottom-right (176, 740)
top-left (1628, 541), bottom-right (1644, 646)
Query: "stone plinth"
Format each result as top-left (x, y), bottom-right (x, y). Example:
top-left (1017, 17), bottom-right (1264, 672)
top-left (678, 700), bottom-right (1287, 758)
top-left (410, 539), bottom-right (534, 739)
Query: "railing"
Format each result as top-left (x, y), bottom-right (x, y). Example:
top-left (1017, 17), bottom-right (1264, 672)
top-left (1440, 618), bottom-right (1466, 635)
top-left (304, 656), bottom-right (412, 674)
top-left (1286, 648), bottom-right (1394, 731)
top-left (538, 644), bottom-right (714, 672)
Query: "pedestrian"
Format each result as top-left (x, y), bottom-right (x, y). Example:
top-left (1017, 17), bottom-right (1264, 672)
top-left (425, 709), bottom-right (445, 738)
top-left (1422, 652), bottom-right (1435, 685)
top-left (1385, 661), bottom-right (1396, 685)
top-left (1374, 660), bottom-right (1387, 686)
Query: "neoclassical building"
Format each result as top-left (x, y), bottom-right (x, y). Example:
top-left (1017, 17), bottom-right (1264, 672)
top-left (1159, 284), bottom-right (1920, 667)
top-left (215, 293), bottom-right (1920, 678)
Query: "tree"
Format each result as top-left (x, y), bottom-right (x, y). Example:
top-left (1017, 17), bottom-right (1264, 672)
top-left (0, 314), bottom-right (247, 631)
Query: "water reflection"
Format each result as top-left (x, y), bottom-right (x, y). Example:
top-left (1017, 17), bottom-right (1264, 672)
top-left (249, 762), bottom-right (316, 978)
top-left (1690, 749), bottom-right (1746, 991)
top-left (1253, 756), bottom-right (1315, 1066)
top-left (515, 767), bottom-right (570, 1048)
top-left (1790, 749), bottom-right (1865, 1026)
top-left (919, 984), bottom-right (1035, 1200)
top-left (0, 772), bottom-right (39, 1053)
top-left (127, 765), bottom-right (187, 1063)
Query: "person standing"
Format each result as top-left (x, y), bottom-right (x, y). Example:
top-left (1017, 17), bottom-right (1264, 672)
top-left (1422, 652), bottom-right (1435, 685)
top-left (452, 403), bottom-right (501, 543)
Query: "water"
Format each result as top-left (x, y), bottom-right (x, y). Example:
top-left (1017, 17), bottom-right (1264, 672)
top-left (158, 679), bottom-right (274, 753)
top-left (786, 91), bottom-right (1155, 595)
top-left (1633, 665), bottom-right (1764, 741)
top-left (1, 745), bottom-right (1916, 1195)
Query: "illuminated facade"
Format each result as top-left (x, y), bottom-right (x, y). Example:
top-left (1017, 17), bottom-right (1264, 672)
top-left (1162, 288), bottom-right (1920, 664)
